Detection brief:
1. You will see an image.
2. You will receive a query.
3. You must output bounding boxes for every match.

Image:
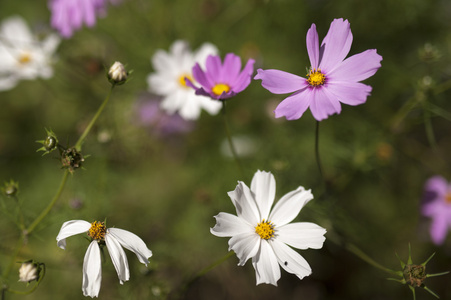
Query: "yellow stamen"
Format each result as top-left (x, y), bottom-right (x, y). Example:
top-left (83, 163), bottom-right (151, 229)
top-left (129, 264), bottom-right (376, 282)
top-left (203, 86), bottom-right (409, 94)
top-left (212, 83), bottom-right (231, 96)
top-left (18, 53), bottom-right (32, 65)
top-left (88, 221), bottom-right (106, 240)
top-left (307, 68), bottom-right (326, 87)
top-left (178, 74), bottom-right (193, 88)
top-left (255, 219), bottom-right (275, 240)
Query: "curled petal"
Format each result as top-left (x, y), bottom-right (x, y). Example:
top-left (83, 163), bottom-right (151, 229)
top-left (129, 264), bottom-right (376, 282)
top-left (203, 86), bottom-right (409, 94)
top-left (82, 241), bottom-right (102, 298)
top-left (250, 170), bottom-right (276, 221)
top-left (319, 18), bottom-right (353, 72)
top-left (270, 239), bottom-right (312, 280)
top-left (328, 49), bottom-right (382, 82)
top-left (269, 187), bottom-right (313, 226)
top-left (229, 232), bottom-right (260, 266)
top-left (105, 234), bottom-right (130, 284)
top-left (274, 88), bottom-right (311, 120)
top-left (254, 69), bottom-right (308, 94)
top-left (107, 228), bottom-right (153, 266)
top-left (277, 222), bottom-right (326, 250)
top-left (56, 220), bottom-right (91, 250)
top-left (252, 240), bottom-right (281, 285)
top-left (210, 212), bottom-right (254, 237)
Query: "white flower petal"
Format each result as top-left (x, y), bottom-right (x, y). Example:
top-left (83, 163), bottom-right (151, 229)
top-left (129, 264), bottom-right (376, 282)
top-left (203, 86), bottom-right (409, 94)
top-left (228, 181), bottom-right (260, 225)
top-left (105, 234), bottom-right (130, 284)
top-left (269, 239), bottom-right (312, 280)
top-left (277, 222), bottom-right (326, 250)
top-left (210, 212), bottom-right (254, 237)
top-left (228, 232), bottom-right (260, 266)
top-left (82, 241), bottom-right (102, 298)
top-left (250, 170), bottom-right (276, 220)
top-left (56, 220), bottom-right (91, 249)
top-left (107, 228), bottom-right (153, 266)
top-left (269, 187), bottom-right (313, 226)
top-left (252, 240), bottom-right (281, 286)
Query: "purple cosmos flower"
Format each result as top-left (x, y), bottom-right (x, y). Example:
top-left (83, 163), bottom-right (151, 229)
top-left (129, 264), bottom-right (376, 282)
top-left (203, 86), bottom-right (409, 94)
top-left (49, 0), bottom-right (113, 38)
top-left (185, 53), bottom-right (255, 100)
top-left (254, 18), bottom-right (382, 121)
top-left (422, 176), bottom-right (451, 245)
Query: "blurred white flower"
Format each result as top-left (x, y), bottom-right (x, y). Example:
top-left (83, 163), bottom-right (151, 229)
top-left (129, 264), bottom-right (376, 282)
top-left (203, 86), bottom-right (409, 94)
top-left (220, 135), bottom-right (257, 158)
top-left (56, 220), bottom-right (153, 298)
top-left (0, 16), bottom-right (60, 91)
top-left (147, 40), bottom-right (221, 120)
top-left (211, 170), bottom-right (326, 285)
top-left (18, 262), bottom-right (38, 282)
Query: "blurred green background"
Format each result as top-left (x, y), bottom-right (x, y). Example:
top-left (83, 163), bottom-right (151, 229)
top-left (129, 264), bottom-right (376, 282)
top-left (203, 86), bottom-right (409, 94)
top-left (1, 0), bottom-right (451, 299)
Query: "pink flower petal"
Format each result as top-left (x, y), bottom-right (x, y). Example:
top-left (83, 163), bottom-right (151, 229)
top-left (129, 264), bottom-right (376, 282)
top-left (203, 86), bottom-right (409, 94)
top-left (430, 213), bottom-right (449, 245)
top-left (222, 53), bottom-right (242, 83)
top-left (309, 87), bottom-right (342, 121)
top-left (328, 49), bottom-right (382, 82)
top-left (254, 69), bottom-right (308, 94)
top-left (319, 18), bottom-right (353, 72)
top-left (325, 81), bottom-right (372, 106)
top-left (191, 63), bottom-right (213, 89)
top-left (230, 58), bottom-right (255, 93)
top-left (306, 23), bottom-right (319, 69)
top-left (205, 54), bottom-right (222, 83)
top-left (274, 88), bottom-right (312, 120)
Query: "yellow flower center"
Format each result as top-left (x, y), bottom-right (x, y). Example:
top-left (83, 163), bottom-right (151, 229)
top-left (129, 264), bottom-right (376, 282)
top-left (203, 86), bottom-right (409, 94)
top-left (88, 221), bottom-right (106, 240)
top-left (446, 192), bottom-right (451, 204)
top-left (212, 83), bottom-right (231, 96)
top-left (178, 74), bottom-right (194, 88)
top-left (18, 52), bottom-right (32, 65)
top-left (307, 68), bottom-right (326, 87)
top-left (255, 219), bottom-right (275, 240)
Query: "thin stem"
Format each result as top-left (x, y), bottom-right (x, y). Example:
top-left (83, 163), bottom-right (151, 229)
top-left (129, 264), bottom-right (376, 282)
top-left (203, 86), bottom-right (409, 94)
top-left (422, 102), bottom-right (438, 150)
top-left (221, 101), bottom-right (244, 178)
top-left (75, 85), bottom-right (115, 151)
top-left (346, 243), bottom-right (398, 276)
top-left (315, 121), bottom-right (324, 179)
top-left (26, 170), bottom-right (69, 235)
top-left (1, 236), bottom-right (25, 279)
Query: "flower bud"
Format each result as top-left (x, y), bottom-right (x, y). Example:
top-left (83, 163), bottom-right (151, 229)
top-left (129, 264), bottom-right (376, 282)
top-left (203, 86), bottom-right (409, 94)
top-left (108, 61), bottom-right (128, 85)
top-left (2, 180), bottom-right (19, 197)
top-left (36, 128), bottom-right (59, 155)
top-left (18, 262), bottom-right (38, 282)
top-left (61, 147), bottom-right (84, 173)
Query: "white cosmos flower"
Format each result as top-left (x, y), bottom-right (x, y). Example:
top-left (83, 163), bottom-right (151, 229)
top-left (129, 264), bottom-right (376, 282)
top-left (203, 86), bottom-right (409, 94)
top-left (211, 170), bottom-right (326, 285)
top-left (56, 220), bottom-right (153, 298)
top-left (147, 40), bottom-right (222, 120)
top-left (0, 16), bottom-right (60, 91)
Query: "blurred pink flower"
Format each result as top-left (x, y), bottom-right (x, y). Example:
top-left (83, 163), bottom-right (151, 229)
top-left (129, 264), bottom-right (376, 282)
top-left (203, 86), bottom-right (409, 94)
top-left (49, 0), bottom-right (118, 38)
top-left (422, 176), bottom-right (451, 245)
top-left (255, 18), bottom-right (382, 121)
top-left (186, 53), bottom-right (255, 100)
top-left (135, 93), bottom-right (195, 137)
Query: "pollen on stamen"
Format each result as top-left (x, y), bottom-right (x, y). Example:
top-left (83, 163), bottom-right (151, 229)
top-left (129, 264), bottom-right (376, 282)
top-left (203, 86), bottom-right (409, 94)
top-left (88, 221), bottom-right (106, 241)
top-left (255, 219), bottom-right (275, 240)
top-left (306, 68), bottom-right (326, 87)
top-left (212, 83), bottom-right (230, 96)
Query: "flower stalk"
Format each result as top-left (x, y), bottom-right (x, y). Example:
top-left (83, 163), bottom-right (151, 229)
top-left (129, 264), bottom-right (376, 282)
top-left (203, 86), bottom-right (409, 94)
top-left (221, 101), bottom-right (244, 178)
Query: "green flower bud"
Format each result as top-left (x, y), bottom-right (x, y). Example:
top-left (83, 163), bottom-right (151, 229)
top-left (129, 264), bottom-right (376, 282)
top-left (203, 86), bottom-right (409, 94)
top-left (2, 180), bottom-right (19, 197)
top-left (36, 128), bottom-right (59, 155)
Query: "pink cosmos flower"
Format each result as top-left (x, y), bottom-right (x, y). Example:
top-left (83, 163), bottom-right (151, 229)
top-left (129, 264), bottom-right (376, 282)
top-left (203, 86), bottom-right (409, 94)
top-left (49, 0), bottom-right (116, 38)
top-left (254, 18), bottom-right (382, 121)
top-left (185, 53), bottom-right (255, 100)
top-left (422, 176), bottom-right (451, 245)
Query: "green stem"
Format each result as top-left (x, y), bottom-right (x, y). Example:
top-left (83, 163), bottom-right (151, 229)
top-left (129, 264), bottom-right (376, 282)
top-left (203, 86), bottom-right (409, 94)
top-left (75, 85), bottom-right (115, 151)
top-left (346, 243), bottom-right (398, 276)
top-left (1, 236), bottom-right (25, 280)
top-left (26, 170), bottom-right (69, 235)
top-left (315, 121), bottom-right (324, 180)
top-left (422, 102), bottom-right (438, 150)
top-left (221, 101), bottom-right (244, 178)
